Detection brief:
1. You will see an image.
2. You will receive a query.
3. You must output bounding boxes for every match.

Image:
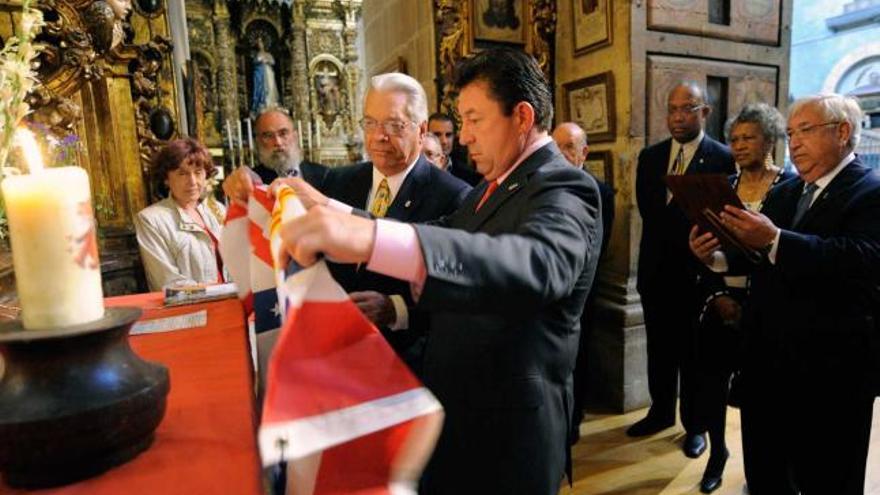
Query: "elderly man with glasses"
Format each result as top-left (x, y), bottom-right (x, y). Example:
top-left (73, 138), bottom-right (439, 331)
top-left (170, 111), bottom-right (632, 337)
top-left (630, 82), bottom-right (736, 461)
top-left (690, 94), bottom-right (880, 494)
top-left (225, 73), bottom-right (470, 376)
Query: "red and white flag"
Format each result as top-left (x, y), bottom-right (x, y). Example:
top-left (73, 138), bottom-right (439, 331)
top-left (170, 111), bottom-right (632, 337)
top-left (222, 184), bottom-right (443, 495)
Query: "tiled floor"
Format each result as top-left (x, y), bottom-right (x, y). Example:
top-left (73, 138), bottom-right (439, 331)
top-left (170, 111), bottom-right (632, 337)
top-left (562, 399), bottom-right (880, 494)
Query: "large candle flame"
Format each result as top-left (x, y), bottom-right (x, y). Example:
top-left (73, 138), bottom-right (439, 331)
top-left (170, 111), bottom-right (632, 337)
top-left (15, 128), bottom-right (44, 173)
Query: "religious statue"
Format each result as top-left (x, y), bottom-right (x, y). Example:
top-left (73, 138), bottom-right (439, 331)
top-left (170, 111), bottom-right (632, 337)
top-left (250, 38), bottom-right (279, 115)
top-left (315, 70), bottom-right (340, 128)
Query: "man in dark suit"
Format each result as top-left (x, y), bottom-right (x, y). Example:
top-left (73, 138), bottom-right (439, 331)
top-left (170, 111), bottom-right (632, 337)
top-left (428, 112), bottom-right (482, 185)
top-left (226, 75), bottom-right (470, 375)
top-left (312, 73), bottom-right (470, 374)
top-left (251, 107), bottom-right (327, 187)
top-left (630, 83), bottom-right (736, 459)
top-left (280, 48), bottom-right (602, 494)
top-left (690, 94), bottom-right (880, 494)
top-left (552, 121), bottom-right (615, 444)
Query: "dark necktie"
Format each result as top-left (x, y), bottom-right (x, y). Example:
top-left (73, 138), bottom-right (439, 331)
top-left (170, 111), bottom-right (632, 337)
top-left (475, 181), bottom-right (499, 212)
top-left (792, 182), bottom-right (818, 226)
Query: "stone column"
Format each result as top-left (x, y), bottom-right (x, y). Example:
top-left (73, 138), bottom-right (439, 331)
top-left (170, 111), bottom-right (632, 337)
top-left (213, 0), bottom-right (238, 124)
top-left (290, 3), bottom-right (310, 124)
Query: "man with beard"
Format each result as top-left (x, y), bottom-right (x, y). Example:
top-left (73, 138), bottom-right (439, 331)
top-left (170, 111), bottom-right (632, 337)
top-left (252, 107), bottom-right (327, 188)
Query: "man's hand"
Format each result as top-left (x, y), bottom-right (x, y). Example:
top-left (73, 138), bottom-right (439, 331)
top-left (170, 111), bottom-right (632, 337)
top-left (280, 206), bottom-right (376, 267)
top-left (222, 167), bottom-right (256, 205)
top-left (719, 205), bottom-right (778, 250)
top-left (270, 177), bottom-right (328, 209)
top-left (350, 291), bottom-right (396, 327)
top-left (689, 225), bottom-right (720, 265)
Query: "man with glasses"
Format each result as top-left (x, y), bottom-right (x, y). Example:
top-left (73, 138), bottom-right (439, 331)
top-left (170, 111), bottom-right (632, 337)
top-left (225, 73), bottom-right (470, 375)
top-left (252, 107), bottom-right (328, 187)
top-left (276, 47), bottom-right (602, 494)
top-left (629, 83), bottom-right (735, 460)
top-left (690, 94), bottom-right (880, 494)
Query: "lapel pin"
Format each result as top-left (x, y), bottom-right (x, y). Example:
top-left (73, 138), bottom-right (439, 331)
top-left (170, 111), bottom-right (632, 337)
top-left (404, 200), bottom-right (412, 208)
top-left (508, 183), bottom-right (519, 191)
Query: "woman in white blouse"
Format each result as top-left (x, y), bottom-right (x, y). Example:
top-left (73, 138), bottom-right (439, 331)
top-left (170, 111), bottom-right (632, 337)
top-left (135, 138), bottom-right (226, 291)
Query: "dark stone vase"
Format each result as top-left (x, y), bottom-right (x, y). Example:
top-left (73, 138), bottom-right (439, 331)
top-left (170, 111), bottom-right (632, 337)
top-left (0, 307), bottom-right (170, 489)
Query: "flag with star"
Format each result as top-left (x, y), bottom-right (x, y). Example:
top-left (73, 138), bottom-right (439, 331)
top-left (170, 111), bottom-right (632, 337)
top-left (221, 183), bottom-right (444, 495)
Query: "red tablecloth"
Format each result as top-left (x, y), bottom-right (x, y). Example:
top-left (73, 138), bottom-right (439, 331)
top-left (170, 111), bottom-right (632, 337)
top-left (1, 293), bottom-right (263, 494)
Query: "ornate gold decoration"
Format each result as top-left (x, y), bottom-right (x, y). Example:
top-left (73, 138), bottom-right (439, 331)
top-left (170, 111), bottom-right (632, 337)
top-left (434, 0), bottom-right (556, 118)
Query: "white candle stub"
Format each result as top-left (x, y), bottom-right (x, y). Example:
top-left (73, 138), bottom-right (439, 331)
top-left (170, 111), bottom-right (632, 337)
top-left (2, 146), bottom-right (105, 329)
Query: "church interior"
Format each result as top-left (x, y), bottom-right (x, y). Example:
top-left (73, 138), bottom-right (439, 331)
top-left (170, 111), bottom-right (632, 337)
top-left (0, 0), bottom-right (879, 493)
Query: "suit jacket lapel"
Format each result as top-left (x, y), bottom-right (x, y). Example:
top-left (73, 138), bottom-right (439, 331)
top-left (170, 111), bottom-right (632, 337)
top-left (462, 143), bottom-right (556, 232)
top-left (385, 156), bottom-right (427, 221)
top-left (342, 163), bottom-right (372, 210)
top-left (796, 160), bottom-right (862, 229)
top-left (685, 137), bottom-right (711, 174)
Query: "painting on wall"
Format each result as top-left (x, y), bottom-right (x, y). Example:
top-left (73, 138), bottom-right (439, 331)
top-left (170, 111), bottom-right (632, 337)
top-left (584, 150), bottom-right (613, 188)
top-left (563, 71), bottom-right (616, 143)
top-left (573, 0), bottom-right (611, 55)
top-left (471, 0), bottom-right (526, 45)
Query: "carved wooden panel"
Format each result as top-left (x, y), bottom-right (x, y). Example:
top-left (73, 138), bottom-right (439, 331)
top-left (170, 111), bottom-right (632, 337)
top-left (647, 0), bottom-right (781, 45)
top-left (646, 54), bottom-right (778, 145)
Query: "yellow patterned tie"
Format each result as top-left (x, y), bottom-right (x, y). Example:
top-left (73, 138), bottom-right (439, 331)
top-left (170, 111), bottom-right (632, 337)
top-left (370, 178), bottom-right (391, 218)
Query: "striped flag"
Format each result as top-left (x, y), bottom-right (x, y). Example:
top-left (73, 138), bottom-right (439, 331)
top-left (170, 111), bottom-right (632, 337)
top-left (222, 183), bottom-right (443, 495)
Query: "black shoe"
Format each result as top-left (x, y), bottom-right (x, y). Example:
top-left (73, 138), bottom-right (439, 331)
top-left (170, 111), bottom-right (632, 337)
top-left (625, 415), bottom-right (674, 437)
top-left (683, 432), bottom-right (707, 458)
top-left (699, 448), bottom-right (729, 493)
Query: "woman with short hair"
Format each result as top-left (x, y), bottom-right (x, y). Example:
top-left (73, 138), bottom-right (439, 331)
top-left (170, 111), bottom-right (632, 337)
top-left (135, 138), bottom-right (226, 291)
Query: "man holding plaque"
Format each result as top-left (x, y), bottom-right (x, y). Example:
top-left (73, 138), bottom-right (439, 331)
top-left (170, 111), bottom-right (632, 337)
top-left (690, 94), bottom-right (880, 494)
top-left (630, 83), bottom-right (735, 460)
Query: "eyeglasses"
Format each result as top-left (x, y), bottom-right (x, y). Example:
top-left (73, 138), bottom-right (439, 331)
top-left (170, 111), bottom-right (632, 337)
top-left (258, 128), bottom-right (293, 142)
top-left (360, 118), bottom-right (415, 136)
top-left (785, 121), bottom-right (840, 141)
top-left (667, 104), bottom-right (706, 116)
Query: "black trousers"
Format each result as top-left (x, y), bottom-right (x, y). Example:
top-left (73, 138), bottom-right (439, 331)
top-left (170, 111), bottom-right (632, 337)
top-left (641, 292), bottom-right (704, 433)
top-left (740, 367), bottom-right (874, 495)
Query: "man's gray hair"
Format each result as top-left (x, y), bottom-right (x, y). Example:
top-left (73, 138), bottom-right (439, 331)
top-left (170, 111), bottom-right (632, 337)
top-left (368, 73), bottom-right (428, 124)
top-left (788, 94), bottom-right (863, 149)
top-left (724, 102), bottom-right (786, 143)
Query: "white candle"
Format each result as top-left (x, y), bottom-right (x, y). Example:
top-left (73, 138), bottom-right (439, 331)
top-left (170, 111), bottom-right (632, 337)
top-left (225, 119), bottom-right (234, 162)
top-left (236, 119), bottom-right (244, 167)
top-left (297, 120), bottom-right (303, 150)
top-left (245, 118), bottom-right (254, 168)
top-left (2, 131), bottom-right (104, 329)
top-left (306, 120), bottom-right (312, 152)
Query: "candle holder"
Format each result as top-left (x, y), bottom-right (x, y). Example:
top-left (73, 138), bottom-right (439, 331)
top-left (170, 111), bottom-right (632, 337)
top-left (0, 307), bottom-right (170, 489)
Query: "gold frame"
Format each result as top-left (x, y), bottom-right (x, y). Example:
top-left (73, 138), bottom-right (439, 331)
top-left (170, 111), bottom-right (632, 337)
top-left (562, 71), bottom-right (616, 143)
top-left (573, 0), bottom-right (612, 56)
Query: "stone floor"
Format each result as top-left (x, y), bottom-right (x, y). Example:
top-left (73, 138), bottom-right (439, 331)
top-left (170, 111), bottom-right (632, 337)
top-left (562, 398), bottom-right (880, 494)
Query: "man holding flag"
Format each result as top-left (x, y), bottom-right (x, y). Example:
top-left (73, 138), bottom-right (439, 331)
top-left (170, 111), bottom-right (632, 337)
top-left (276, 48), bottom-right (602, 493)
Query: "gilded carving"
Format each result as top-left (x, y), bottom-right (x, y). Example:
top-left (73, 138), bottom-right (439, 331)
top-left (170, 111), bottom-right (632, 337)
top-left (434, 0), bottom-right (555, 119)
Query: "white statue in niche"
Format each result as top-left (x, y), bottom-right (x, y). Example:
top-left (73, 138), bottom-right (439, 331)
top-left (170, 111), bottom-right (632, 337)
top-left (107, 0), bottom-right (131, 49)
top-left (250, 38), bottom-right (280, 115)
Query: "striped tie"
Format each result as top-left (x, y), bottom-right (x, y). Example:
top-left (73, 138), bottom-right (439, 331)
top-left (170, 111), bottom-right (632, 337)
top-left (673, 146), bottom-right (686, 175)
top-left (370, 178), bottom-right (391, 218)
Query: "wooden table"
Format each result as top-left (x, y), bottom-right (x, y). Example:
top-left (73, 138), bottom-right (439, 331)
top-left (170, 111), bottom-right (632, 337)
top-left (0, 293), bottom-right (263, 494)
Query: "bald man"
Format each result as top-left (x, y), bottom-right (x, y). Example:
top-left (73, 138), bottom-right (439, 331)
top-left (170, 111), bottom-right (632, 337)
top-left (552, 122), bottom-right (615, 445)
top-left (630, 83), bottom-right (735, 459)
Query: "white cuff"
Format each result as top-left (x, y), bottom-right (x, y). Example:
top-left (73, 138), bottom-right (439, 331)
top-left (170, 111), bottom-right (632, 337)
top-left (388, 295), bottom-right (409, 331)
top-left (326, 198), bottom-right (354, 215)
top-left (767, 228), bottom-right (781, 265)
